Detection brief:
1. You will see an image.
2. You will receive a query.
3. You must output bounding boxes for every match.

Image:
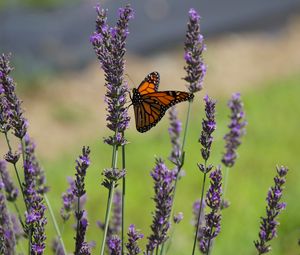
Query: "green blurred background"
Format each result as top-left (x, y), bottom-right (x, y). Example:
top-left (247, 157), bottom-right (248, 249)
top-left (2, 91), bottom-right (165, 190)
top-left (1, 0), bottom-right (300, 254)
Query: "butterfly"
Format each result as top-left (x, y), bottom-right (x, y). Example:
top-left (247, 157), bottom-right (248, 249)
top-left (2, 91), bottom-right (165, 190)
top-left (131, 72), bottom-right (194, 133)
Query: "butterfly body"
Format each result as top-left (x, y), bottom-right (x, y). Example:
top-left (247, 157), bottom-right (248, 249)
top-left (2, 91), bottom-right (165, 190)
top-left (132, 72), bottom-right (194, 133)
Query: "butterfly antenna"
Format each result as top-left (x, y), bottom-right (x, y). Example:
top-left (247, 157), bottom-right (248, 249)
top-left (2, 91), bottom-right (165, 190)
top-left (125, 73), bottom-right (136, 89)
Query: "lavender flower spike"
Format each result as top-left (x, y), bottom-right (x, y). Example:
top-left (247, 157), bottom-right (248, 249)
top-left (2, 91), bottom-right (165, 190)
top-left (91, 5), bottom-right (133, 146)
top-left (254, 166), bottom-right (288, 254)
top-left (0, 54), bottom-right (27, 138)
top-left (24, 135), bottom-right (49, 194)
top-left (111, 189), bottom-right (122, 235)
top-left (108, 235), bottom-right (122, 255)
top-left (192, 200), bottom-right (206, 246)
top-left (146, 158), bottom-right (176, 252)
top-left (73, 146), bottom-right (91, 255)
top-left (222, 93), bottom-right (247, 167)
top-left (23, 137), bottom-right (47, 254)
top-left (199, 167), bottom-right (222, 253)
top-left (198, 95), bottom-right (216, 173)
top-left (184, 8), bottom-right (206, 93)
top-left (0, 160), bottom-right (18, 202)
top-left (60, 177), bottom-right (76, 222)
top-left (168, 106), bottom-right (183, 168)
top-left (0, 181), bottom-right (16, 254)
top-left (126, 224), bottom-right (143, 255)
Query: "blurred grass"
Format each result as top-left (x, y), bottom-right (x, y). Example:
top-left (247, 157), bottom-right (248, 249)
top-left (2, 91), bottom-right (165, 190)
top-left (13, 73), bottom-right (300, 254)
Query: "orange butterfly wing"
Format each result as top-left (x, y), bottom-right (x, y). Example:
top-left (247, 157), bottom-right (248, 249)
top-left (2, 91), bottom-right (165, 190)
top-left (132, 72), bottom-right (194, 133)
top-left (137, 71), bottom-right (160, 95)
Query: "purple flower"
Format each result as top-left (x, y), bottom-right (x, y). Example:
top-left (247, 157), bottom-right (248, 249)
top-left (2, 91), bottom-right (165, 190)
top-left (61, 177), bottom-right (76, 222)
top-left (108, 235), bottom-right (122, 255)
top-left (173, 212), bottom-right (184, 224)
top-left (184, 8), bottom-right (206, 93)
top-left (254, 166), bottom-right (288, 254)
top-left (4, 151), bottom-right (20, 164)
top-left (126, 224), bottom-right (143, 255)
top-left (91, 5), bottom-right (133, 146)
top-left (0, 54), bottom-right (27, 138)
top-left (22, 136), bottom-right (47, 254)
top-left (73, 147), bottom-right (91, 255)
top-left (222, 93), bottom-right (247, 167)
top-left (146, 159), bottom-right (176, 252)
top-left (24, 135), bottom-right (49, 194)
top-left (0, 181), bottom-right (16, 254)
top-left (111, 189), bottom-right (122, 235)
top-left (75, 217), bottom-right (90, 255)
top-left (168, 106), bottom-right (183, 168)
top-left (198, 95), bottom-right (216, 173)
top-left (199, 167), bottom-right (222, 253)
top-left (192, 200), bottom-right (206, 247)
top-left (102, 168), bottom-right (126, 189)
top-left (73, 146), bottom-right (90, 198)
top-left (52, 238), bottom-right (65, 255)
top-left (0, 160), bottom-right (18, 202)
top-left (10, 213), bottom-right (24, 241)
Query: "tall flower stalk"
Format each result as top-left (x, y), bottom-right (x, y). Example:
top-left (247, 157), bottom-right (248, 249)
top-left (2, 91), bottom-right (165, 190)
top-left (192, 95), bottom-right (216, 255)
top-left (73, 147), bottom-right (91, 255)
top-left (146, 159), bottom-right (176, 254)
top-left (0, 53), bottom-right (66, 254)
top-left (160, 8), bottom-right (206, 254)
top-left (91, 5), bottom-right (133, 255)
top-left (254, 166), bottom-right (288, 254)
top-left (199, 167), bottom-right (222, 254)
top-left (0, 53), bottom-right (27, 210)
top-left (221, 93), bottom-right (246, 207)
top-left (0, 180), bottom-right (16, 254)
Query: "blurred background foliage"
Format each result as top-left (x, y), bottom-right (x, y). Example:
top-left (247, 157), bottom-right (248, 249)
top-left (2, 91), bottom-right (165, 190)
top-left (1, 0), bottom-right (300, 254)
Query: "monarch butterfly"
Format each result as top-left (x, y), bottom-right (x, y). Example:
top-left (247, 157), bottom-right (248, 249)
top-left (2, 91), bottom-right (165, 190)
top-left (131, 72), bottom-right (194, 133)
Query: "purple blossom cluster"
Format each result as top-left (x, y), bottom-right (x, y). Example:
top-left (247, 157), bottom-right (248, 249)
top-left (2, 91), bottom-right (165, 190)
top-left (0, 160), bottom-right (18, 202)
top-left (72, 147), bottom-right (91, 255)
top-left (222, 93), bottom-right (247, 167)
top-left (91, 5), bottom-right (133, 146)
top-left (146, 158), bottom-right (176, 252)
top-left (52, 238), bottom-right (65, 255)
top-left (0, 54), bottom-right (27, 139)
top-left (199, 167), bottom-right (222, 253)
top-left (111, 189), bottom-right (122, 235)
top-left (108, 235), bottom-right (122, 255)
top-left (198, 95), bottom-right (216, 173)
top-left (126, 224), bottom-right (143, 255)
top-left (0, 181), bottom-right (16, 254)
top-left (168, 106), bottom-right (183, 168)
top-left (192, 200), bottom-right (206, 246)
top-left (61, 177), bottom-right (76, 222)
top-left (24, 135), bottom-right (49, 195)
top-left (184, 9), bottom-right (206, 93)
top-left (254, 166), bottom-right (288, 254)
top-left (23, 136), bottom-right (47, 254)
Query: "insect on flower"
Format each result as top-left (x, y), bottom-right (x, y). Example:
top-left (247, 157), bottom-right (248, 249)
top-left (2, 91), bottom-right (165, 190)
top-left (131, 72), bottom-right (194, 132)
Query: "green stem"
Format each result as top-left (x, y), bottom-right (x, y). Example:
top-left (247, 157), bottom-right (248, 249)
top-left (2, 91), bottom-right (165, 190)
top-left (100, 142), bottom-right (119, 255)
top-left (44, 194), bottom-right (67, 255)
top-left (3, 132), bottom-right (27, 210)
top-left (19, 137), bottom-right (32, 254)
top-left (121, 142), bottom-right (126, 255)
top-left (192, 171), bottom-right (208, 255)
top-left (155, 246), bottom-right (159, 255)
top-left (181, 100), bottom-right (192, 151)
top-left (100, 181), bottom-right (116, 255)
